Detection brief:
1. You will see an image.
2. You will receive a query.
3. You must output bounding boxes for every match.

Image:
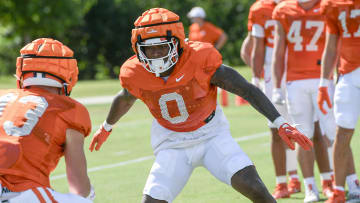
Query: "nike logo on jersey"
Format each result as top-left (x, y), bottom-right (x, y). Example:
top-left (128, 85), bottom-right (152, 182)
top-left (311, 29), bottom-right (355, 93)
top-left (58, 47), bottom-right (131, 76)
top-left (175, 74), bottom-right (185, 82)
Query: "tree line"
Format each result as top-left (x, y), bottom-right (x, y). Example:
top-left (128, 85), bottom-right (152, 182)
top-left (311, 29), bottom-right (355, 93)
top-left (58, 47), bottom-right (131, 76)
top-left (0, 0), bottom-right (253, 80)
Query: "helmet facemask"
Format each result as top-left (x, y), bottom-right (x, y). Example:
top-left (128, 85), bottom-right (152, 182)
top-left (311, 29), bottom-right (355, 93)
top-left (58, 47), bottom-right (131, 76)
top-left (137, 37), bottom-right (179, 77)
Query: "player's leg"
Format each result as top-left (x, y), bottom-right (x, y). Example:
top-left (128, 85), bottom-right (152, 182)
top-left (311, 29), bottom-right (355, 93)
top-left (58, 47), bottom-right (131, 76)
top-left (286, 80), bottom-right (319, 202)
top-left (231, 165), bottom-right (276, 203)
top-left (203, 133), bottom-right (275, 203)
top-left (312, 82), bottom-right (336, 198)
top-left (264, 70), bottom-right (294, 198)
top-left (312, 121), bottom-right (333, 198)
top-left (327, 72), bottom-right (360, 202)
top-left (142, 148), bottom-right (194, 203)
top-left (270, 127), bottom-right (290, 199)
top-left (277, 99), bottom-right (301, 195)
top-left (328, 127), bottom-right (355, 202)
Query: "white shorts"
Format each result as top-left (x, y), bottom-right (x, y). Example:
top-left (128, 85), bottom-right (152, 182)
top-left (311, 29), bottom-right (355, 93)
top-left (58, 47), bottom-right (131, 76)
top-left (144, 106), bottom-right (253, 202)
top-left (286, 79), bottom-right (336, 140)
top-left (334, 68), bottom-right (360, 129)
top-left (4, 186), bottom-right (91, 203)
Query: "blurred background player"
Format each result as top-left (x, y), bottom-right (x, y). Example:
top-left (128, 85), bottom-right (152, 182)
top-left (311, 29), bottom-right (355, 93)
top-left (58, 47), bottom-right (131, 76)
top-left (243, 0), bottom-right (302, 199)
top-left (272, 0), bottom-right (336, 202)
top-left (319, 0), bottom-right (360, 202)
top-left (0, 38), bottom-right (94, 202)
top-left (89, 8), bottom-right (313, 203)
top-left (187, 6), bottom-right (234, 107)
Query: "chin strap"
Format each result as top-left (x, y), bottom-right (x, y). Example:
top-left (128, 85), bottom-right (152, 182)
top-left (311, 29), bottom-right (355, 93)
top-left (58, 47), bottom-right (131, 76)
top-left (63, 83), bottom-right (70, 96)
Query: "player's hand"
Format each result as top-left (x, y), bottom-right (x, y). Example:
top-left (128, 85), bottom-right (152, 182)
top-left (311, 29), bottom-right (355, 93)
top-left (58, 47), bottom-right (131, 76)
top-left (278, 123), bottom-right (313, 151)
top-left (89, 125), bottom-right (112, 152)
top-left (251, 77), bottom-right (261, 88)
top-left (317, 87), bottom-right (332, 115)
top-left (272, 88), bottom-right (285, 105)
top-left (273, 117), bottom-right (313, 151)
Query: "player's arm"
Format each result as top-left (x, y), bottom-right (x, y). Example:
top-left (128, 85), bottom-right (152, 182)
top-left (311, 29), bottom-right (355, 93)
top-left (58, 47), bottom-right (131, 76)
top-left (89, 88), bottom-right (137, 151)
top-left (240, 33), bottom-right (253, 66)
top-left (210, 65), bottom-right (313, 150)
top-left (271, 20), bottom-right (286, 104)
top-left (251, 35), bottom-right (265, 87)
top-left (317, 32), bottom-right (339, 114)
top-left (105, 88), bottom-right (137, 125)
top-left (321, 32), bottom-right (338, 81)
top-left (271, 20), bottom-right (286, 88)
top-left (215, 32), bottom-right (228, 50)
top-left (65, 129), bottom-right (93, 199)
top-left (211, 64), bottom-right (279, 122)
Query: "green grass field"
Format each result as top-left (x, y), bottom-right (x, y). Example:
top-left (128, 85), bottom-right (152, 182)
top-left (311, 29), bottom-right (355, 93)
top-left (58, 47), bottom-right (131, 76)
top-left (1, 67), bottom-right (359, 202)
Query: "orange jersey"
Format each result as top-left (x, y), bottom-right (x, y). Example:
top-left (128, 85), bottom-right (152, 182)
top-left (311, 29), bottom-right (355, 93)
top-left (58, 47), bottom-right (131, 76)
top-left (120, 41), bottom-right (222, 132)
top-left (189, 22), bottom-right (224, 45)
top-left (321, 0), bottom-right (360, 75)
top-left (273, 0), bottom-right (325, 81)
top-left (0, 88), bottom-right (91, 192)
top-left (248, 0), bottom-right (277, 48)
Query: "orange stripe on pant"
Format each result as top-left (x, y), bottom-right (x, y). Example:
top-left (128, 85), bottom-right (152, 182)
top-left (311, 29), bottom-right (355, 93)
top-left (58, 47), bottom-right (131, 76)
top-left (31, 188), bottom-right (46, 203)
top-left (31, 187), bottom-right (58, 203)
top-left (43, 187), bottom-right (58, 203)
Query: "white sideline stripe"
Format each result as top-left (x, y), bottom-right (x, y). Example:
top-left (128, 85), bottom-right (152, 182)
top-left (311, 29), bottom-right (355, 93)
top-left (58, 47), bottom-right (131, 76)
top-left (50, 131), bottom-right (268, 181)
top-left (50, 156), bottom-right (154, 180)
top-left (75, 95), bottom-right (114, 105)
top-left (234, 132), bottom-right (268, 142)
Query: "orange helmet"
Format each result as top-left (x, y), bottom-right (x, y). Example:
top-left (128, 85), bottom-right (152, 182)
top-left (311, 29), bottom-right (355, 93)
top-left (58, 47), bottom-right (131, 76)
top-left (16, 38), bottom-right (78, 96)
top-left (131, 8), bottom-right (185, 76)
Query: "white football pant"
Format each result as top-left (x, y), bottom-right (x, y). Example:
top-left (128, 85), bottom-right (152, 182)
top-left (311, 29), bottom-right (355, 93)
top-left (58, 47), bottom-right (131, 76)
top-left (3, 186), bottom-right (92, 203)
top-left (334, 68), bottom-right (360, 129)
top-left (144, 105), bottom-right (253, 202)
top-left (286, 79), bottom-right (336, 141)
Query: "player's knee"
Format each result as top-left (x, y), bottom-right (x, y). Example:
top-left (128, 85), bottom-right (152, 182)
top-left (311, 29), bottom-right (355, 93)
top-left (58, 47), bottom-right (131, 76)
top-left (231, 166), bottom-right (275, 203)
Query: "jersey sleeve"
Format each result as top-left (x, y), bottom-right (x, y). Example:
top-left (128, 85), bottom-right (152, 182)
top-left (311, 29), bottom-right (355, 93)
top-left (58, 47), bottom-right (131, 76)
top-left (119, 56), bottom-right (141, 98)
top-left (59, 102), bottom-right (92, 137)
top-left (195, 45), bottom-right (222, 88)
top-left (252, 24), bottom-right (265, 38)
top-left (272, 5), bottom-right (286, 29)
top-left (248, 3), bottom-right (257, 31)
top-left (320, 0), bottom-right (339, 34)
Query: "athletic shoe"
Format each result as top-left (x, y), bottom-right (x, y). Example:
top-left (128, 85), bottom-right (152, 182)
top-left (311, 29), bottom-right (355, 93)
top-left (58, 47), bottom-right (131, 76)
top-left (288, 178), bottom-right (301, 194)
top-left (322, 180), bottom-right (334, 198)
top-left (272, 183), bottom-right (290, 199)
top-left (325, 189), bottom-right (345, 203)
top-left (304, 184), bottom-right (320, 203)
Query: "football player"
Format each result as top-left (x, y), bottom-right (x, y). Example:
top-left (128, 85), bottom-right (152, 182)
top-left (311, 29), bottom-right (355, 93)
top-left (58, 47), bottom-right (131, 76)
top-left (0, 38), bottom-right (94, 202)
top-left (245, 0), bottom-right (303, 199)
top-left (90, 8), bottom-right (312, 203)
top-left (319, 0), bottom-right (360, 202)
top-left (272, 0), bottom-right (336, 202)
